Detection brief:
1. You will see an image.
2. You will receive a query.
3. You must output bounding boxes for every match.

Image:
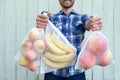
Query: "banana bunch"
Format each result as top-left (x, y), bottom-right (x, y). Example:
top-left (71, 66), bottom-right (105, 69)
top-left (44, 50), bottom-right (74, 62)
top-left (45, 31), bottom-right (75, 55)
top-left (42, 55), bottom-right (69, 69)
top-left (41, 31), bottom-right (75, 69)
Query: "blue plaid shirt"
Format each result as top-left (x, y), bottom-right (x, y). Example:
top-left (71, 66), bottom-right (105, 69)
top-left (49, 10), bottom-right (89, 77)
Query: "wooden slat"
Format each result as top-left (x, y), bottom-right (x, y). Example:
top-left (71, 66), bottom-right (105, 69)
top-left (37, 0), bottom-right (49, 80)
top-left (81, 0), bottom-right (93, 80)
top-left (0, 0), bottom-right (5, 80)
top-left (92, 0), bottom-right (104, 80)
top-left (15, 0), bottom-right (28, 80)
top-left (81, 0), bottom-right (92, 14)
top-left (49, 0), bottom-right (61, 13)
top-left (26, 0), bottom-right (39, 80)
top-left (37, 0), bottom-right (49, 14)
top-left (113, 0), bottom-right (120, 80)
top-left (0, 0), bottom-right (120, 80)
top-left (26, 0), bottom-right (38, 31)
top-left (4, 0), bottom-right (16, 80)
top-left (73, 0), bottom-right (82, 13)
top-left (102, 0), bottom-right (114, 80)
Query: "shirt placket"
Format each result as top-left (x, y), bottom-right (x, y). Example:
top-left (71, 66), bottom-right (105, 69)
top-left (63, 16), bottom-right (71, 77)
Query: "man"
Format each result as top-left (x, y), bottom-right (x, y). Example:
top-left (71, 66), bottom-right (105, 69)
top-left (36, 0), bottom-right (102, 80)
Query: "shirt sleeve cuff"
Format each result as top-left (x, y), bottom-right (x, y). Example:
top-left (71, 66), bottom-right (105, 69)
top-left (81, 14), bottom-right (90, 30)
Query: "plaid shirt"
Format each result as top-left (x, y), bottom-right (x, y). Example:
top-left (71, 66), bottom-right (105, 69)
top-left (49, 10), bottom-right (89, 77)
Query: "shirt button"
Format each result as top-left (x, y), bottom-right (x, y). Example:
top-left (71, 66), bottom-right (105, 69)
top-left (66, 33), bottom-right (68, 35)
top-left (63, 70), bottom-right (66, 74)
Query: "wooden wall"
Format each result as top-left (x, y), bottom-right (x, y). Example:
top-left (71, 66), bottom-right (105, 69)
top-left (0, 0), bottom-right (120, 80)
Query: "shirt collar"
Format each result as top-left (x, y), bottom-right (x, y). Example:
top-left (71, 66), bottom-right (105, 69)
top-left (58, 9), bottom-right (78, 15)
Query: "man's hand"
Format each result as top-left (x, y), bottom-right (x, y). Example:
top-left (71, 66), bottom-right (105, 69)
top-left (85, 15), bottom-right (102, 31)
top-left (36, 12), bottom-right (51, 29)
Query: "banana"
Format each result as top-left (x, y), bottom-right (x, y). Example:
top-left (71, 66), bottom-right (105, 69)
top-left (45, 32), bottom-right (67, 55)
top-left (41, 55), bottom-right (69, 69)
top-left (44, 50), bottom-right (75, 62)
top-left (51, 32), bottom-right (75, 53)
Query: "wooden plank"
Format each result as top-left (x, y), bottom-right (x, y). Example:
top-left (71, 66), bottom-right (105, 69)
top-left (92, 0), bottom-right (103, 16)
top-left (92, 0), bottom-right (104, 80)
top-left (37, 1), bottom-right (49, 80)
top-left (113, 0), bottom-right (120, 80)
top-left (15, 0), bottom-right (28, 80)
top-left (26, 0), bottom-right (38, 31)
top-left (0, 0), bottom-right (5, 80)
top-left (81, 0), bottom-right (93, 80)
top-left (37, 0), bottom-right (49, 14)
top-left (4, 0), bottom-right (16, 80)
top-left (81, 0), bottom-right (92, 14)
top-left (26, 0), bottom-right (39, 80)
top-left (0, 0), bottom-right (120, 80)
top-left (102, 0), bottom-right (114, 80)
top-left (73, 0), bottom-right (82, 13)
top-left (48, 0), bottom-right (60, 13)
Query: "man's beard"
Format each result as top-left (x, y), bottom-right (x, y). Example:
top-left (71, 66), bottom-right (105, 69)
top-left (61, 0), bottom-right (74, 9)
top-left (62, 4), bottom-right (74, 9)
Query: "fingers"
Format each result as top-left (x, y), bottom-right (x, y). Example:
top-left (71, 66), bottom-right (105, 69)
top-left (47, 12), bottom-right (51, 17)
top-left (88, 16), bottom-right (102, 31)
top-left (89, 16), bottom-right (102, 23)
top-left (37, 14), bottom-right (49, 20)
top-left (36, 16), bottom-right (48, 23)
top-left (91, 24), bottom-right (102, 31)
top-left (89, 19), bottom-right (102, 28)
top-left (91, 25), bottom-right (102, 31)
top-left (36, 20), bottom-right (47, 28)
top-left (36, 14), bottom-right (49, 28)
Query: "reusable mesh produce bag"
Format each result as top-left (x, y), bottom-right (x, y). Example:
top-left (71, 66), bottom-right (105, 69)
top-left (40, 20), bottom-right (77, 74)
top-left (15, 28), bottom-right (46, 73)
top-left (75, 31), bottom-right (113, 71)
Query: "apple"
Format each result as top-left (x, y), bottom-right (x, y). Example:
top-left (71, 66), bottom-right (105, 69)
top-left (98, 49), bottom-right (112, 66)
top-left (81, 38), bottom-right (88, 48)
top-left (28, 28), bottom-right (40, 41)
top-left (18, 56), bottom-right (28, 67)
top-left (78, 50), bottom-right (96, 69)
top-left (88, 33), bottom-right (107, 54)
top-left (20, 40), bottom-right (33, 53)
top-left (33, 39), bottom-right (46, 53)
top-left (24, 50), bottom-right (37, 61)
top-left (28, 60), bottom-right (39, 72)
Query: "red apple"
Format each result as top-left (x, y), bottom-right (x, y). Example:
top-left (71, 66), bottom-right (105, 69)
top-left (28, 28), bottom-right (40, 41)
top-left (24, 50), bottom-right (37, 61)
top-left (33, 39), bottom-right (46, 53)
top-left (28, 60), bottom-right (39, 72)
top-left (88, 33), bottom-right (107, 54)
top-left (81, 38), bottom-right (88, 48)
top-left (78, 50), bottom-right (96, 69)
top-left (98, 49), bottom-right (112, 66)
top-left (20, 40), bottom-right (33, 53)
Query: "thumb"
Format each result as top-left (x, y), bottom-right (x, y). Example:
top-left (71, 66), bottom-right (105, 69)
top-left (90, 15), bottom-right (94, 18)
top-left (90, 14), bottom-right (98, 18)
top-left (47, 12), bottom-right (51, 17)
top-left (41, 11), bottom-right (51, 17)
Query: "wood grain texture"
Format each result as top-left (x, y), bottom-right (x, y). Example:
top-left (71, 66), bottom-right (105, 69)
top-left (0, 0), bottom-right (120, 80)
